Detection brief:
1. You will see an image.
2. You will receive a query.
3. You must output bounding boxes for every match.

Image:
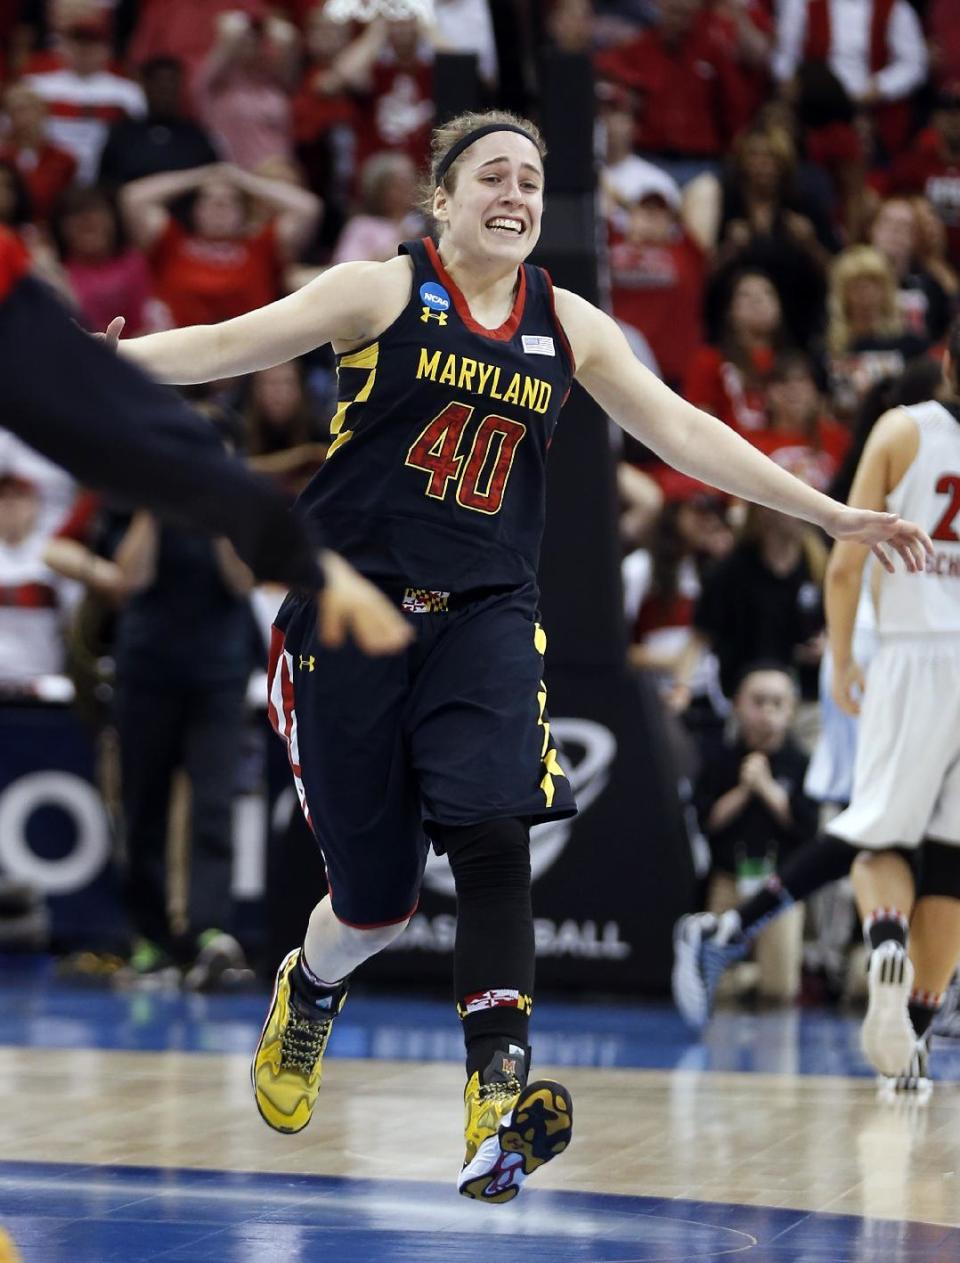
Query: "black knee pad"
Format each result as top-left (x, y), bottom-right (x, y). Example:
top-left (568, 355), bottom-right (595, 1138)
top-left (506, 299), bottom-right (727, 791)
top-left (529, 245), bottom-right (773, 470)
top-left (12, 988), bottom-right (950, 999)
top-left (432, 817), bottom-right (531, 895)
top-left (917, 840), bottom-right (960, 900)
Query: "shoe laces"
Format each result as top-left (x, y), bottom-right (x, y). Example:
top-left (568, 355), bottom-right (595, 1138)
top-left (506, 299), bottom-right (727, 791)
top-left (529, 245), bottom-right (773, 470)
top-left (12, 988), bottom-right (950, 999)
top-left (478, 1075), bottom-right (522, 1106)
top-left (279, 1009), bottom-right (332, 1075)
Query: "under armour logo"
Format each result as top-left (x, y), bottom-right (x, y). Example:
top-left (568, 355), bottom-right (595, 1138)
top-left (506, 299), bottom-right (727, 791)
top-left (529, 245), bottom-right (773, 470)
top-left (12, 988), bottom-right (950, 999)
top-left (420, 307), bottom-right (448, 325)
top-left (299, 655), bottom-right (315, 671)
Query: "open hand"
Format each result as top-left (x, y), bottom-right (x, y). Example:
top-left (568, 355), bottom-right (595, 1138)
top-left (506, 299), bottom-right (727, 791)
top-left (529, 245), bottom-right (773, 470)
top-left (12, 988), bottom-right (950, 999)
top-left (318, 551), bottom-right (413, 656)
top-left (826, 505), bottom-right (932, 574)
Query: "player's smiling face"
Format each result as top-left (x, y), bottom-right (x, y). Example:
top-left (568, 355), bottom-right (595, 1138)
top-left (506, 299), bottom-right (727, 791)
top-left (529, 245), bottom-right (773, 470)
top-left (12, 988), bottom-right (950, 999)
top-left (435, 131), bottom-right (544, 264)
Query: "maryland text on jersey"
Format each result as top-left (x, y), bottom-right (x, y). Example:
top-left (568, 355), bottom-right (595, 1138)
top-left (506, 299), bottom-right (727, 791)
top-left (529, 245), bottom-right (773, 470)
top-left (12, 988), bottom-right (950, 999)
top-left (416, 347), bottom-right (554, 414)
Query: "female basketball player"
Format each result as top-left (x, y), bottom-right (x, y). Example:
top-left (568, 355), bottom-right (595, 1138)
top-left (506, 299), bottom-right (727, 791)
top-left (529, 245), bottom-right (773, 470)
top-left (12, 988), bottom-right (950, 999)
top-left (109, 112), bottom-right (931, 1202)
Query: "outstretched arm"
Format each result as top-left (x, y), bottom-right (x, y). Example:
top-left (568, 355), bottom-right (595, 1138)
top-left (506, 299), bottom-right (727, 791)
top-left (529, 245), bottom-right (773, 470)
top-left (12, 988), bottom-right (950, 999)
top-left (556, 289), bottom-right (931, 572)
top-left (115, 254), bottom-right (411, 383)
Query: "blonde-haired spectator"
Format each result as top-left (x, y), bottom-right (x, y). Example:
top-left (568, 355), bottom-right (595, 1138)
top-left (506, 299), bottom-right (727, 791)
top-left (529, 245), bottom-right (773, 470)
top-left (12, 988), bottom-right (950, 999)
top-left (868, 197), bottom-right (951, 341)
top-left (826, 244), bottom-right (928, 416)
top-left (332, 151), bottom-right (422, 264)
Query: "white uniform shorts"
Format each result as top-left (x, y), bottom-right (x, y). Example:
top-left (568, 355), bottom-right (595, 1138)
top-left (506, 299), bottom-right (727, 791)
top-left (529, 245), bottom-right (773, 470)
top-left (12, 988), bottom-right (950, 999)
top-left (829, 639), bottom-right (960, 849)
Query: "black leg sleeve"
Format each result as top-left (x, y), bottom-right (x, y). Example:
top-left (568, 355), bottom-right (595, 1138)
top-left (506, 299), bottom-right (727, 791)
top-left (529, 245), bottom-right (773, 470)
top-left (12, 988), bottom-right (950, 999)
top-left (435, 818), bottom-right (535, 1078)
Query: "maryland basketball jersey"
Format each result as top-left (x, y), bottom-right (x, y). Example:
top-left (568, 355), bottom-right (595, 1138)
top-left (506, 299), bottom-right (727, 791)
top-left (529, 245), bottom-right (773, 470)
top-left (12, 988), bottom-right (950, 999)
top-left (880, 400), bottom-right (960, 635)
top-left (296, 237), bottom-right (574, 590)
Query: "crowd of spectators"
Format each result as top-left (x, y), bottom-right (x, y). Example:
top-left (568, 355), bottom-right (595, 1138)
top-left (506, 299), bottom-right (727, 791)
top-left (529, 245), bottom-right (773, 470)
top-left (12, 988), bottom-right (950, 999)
top-left (0, 0), bottom-right (955, 996)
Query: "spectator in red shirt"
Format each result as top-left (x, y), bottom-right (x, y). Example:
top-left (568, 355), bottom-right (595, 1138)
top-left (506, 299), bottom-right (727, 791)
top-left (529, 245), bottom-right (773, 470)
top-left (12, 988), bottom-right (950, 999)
top-left (194, 10), bottom-right (300, 173)
top-left (290, 5), bottom-right (357, 256)
top-left (0, 83), bottom-right (77, 223)
top-left (607, 164), bottom-right (710, 391)
top-left (595, 0), bottom-right (750, 181)
top-left (51, 184), bottom-right (162, 336)
top-left (886, 87), bottom-right (960, 270)
top-left (331, 17), bottom-right (435, 176)
top-left (750, 350), bottom-right (851, 491)
top-left (684, 269), bottom-right (787, 433)
top-left (118, 161), bottom-right (321, 327)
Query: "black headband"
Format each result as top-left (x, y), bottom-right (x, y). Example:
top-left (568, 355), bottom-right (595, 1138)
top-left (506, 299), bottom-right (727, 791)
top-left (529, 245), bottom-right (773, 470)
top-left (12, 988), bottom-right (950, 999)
top-left (434, 124), bottom-right (539, 186)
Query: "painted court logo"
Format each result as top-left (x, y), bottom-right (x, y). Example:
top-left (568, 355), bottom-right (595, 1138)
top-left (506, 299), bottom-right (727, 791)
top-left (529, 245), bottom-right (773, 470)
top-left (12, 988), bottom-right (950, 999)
top-left (420, 281), bottom-right (450, 325)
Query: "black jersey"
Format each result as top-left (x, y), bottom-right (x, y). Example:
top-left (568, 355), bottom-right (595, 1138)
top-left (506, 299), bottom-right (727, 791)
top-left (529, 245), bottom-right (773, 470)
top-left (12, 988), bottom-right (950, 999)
top-left (296, 237), bottom-right (575, 591)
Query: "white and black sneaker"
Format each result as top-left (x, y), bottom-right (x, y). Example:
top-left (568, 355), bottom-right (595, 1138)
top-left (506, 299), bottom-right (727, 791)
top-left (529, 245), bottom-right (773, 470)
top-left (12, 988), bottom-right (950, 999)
top-left (861, 941), bottom-right (916, 1077)
top-left (879, 1035), bottom-right (932, 1099)
top-left (672, 910), bottom-right (747, 1031)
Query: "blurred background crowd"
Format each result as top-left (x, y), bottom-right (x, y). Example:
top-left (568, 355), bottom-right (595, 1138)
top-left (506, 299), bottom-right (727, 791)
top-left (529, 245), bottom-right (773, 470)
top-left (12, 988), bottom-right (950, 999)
top-left (0, 0), bottom-right (957, 1008)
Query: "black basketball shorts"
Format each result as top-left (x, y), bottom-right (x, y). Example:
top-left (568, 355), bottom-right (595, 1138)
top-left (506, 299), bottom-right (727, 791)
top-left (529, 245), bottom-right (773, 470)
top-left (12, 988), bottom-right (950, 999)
top-left (266, 582), bottom-right (577, 927)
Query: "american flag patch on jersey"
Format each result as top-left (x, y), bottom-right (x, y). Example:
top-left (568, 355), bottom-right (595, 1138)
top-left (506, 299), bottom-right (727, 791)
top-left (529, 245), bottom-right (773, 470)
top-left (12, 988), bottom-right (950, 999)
top-left (402, 587), bottom-right (450, 613)
top-left (521, 334), bottom-right (555, 356)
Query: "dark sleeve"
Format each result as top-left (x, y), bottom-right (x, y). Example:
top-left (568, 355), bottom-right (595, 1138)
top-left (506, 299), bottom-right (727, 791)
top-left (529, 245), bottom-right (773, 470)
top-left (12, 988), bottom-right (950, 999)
top-left (0, 275), bottom-right (323, 589)
top-left (693, 746), bottom-right (738, 835)
top-left (785, 749), bottom-right (819, 845)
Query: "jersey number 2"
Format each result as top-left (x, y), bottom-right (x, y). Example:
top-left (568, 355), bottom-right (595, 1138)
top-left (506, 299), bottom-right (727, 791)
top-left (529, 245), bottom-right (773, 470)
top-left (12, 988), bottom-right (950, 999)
top-left (932, 474), bottom-right (960, 542)
top-left (405, 401), bottom-right (526, 515)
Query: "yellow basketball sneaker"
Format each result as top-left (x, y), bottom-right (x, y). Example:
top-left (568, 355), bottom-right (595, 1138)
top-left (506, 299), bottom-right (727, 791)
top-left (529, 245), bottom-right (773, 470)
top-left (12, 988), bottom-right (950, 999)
top-left (251, 948), bottom-right (348, 1134)
top-left (457, 1045), bottom-right (573, 1203)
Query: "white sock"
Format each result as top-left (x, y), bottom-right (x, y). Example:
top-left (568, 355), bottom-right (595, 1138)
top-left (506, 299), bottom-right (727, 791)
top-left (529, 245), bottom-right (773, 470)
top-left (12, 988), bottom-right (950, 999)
top-left (301, 896), bottom-right (410, 985)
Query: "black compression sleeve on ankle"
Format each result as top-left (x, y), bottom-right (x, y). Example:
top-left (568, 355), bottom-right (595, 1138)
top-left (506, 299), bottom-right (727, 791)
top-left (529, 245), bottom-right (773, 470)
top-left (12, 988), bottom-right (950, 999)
top-left (434, 817), bottom-right (535, 1076)
top-left (738, 834), bottom-right (859, 935)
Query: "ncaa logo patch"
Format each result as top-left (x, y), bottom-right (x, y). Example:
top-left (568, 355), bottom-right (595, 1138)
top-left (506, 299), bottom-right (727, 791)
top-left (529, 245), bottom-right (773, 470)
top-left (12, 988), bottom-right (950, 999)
top-left (420, 281), bottom-right (450, 325)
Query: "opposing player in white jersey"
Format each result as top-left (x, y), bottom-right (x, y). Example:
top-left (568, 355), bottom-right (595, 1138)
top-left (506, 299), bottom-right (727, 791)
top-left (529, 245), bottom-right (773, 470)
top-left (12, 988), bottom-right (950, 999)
top-left (673, 338), bottom-right (960, 1087)
top-left (827, 325), bottom-right (960, 1084)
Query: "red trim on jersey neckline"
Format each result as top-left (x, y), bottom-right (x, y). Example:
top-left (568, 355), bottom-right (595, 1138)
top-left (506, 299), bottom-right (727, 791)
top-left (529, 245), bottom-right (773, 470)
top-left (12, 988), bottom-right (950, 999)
top-left (423, 236), bottom-right (527, 342)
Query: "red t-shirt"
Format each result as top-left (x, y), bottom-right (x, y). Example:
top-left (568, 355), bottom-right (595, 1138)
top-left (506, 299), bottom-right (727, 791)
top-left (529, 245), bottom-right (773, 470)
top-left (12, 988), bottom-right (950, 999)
top-left (0, 227), bottom-right (29, 302)
top-left (749, 419), bottom-right (851, 491)
top-left (352, 60), bottom-right (434, 174)
top-left (148, 218), bottom-right (282, 327)
top-left (683, 344), bottom-right (775, 432)
top-left (0, 141), bottom-right (77, 223)
top-left (886, 129), bottom-right (960, 268)
top-left (595, 12), bottom-right (749, 157)
top-left (608, 228), bottom-right (706, 386)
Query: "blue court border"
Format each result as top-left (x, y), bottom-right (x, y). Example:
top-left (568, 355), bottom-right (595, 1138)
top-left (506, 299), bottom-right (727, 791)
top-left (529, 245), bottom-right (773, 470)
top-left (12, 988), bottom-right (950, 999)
top-left (1, 1161), bottom-right (957, 1263)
